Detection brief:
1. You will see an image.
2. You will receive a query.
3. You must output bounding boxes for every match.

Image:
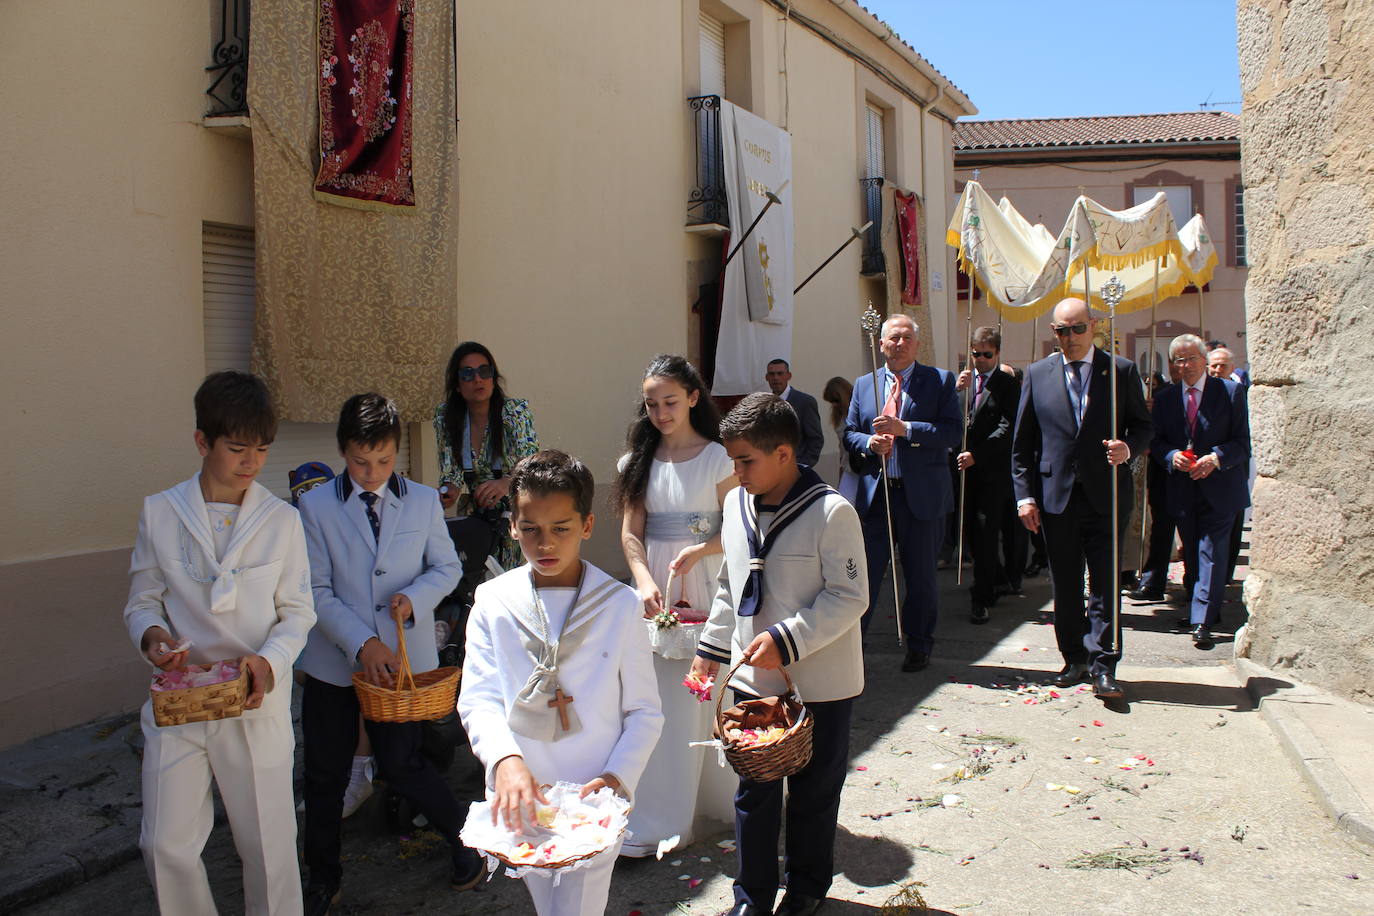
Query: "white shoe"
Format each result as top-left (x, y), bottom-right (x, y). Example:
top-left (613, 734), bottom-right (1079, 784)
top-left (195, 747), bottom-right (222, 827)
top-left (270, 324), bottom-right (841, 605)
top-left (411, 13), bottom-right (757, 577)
top-left (341, 758), bottom-right (375, 818)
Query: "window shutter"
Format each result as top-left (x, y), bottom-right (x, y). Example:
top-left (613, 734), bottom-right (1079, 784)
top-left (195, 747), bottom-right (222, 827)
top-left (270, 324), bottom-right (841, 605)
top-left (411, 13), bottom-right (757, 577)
top-left (865, 104), bottom-right (885, 180)
top-left (200, 224), bottom-right (410, 499)
top-left (1233, 183), bottom-right (1247, 267)
top-left (699, 12), bottom-right (726, 98)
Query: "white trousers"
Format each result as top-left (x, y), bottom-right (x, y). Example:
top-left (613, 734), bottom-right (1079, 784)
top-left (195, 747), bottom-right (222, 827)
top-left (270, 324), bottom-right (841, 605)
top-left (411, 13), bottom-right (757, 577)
top-left (139, 702), bottom-right (302, 915)
top-left (523, 841), bottom-right (620, 916)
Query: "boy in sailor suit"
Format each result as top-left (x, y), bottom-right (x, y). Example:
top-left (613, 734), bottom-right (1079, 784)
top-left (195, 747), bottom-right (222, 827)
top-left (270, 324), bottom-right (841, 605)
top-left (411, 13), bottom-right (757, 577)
top-left (124, 371), bottom-right (315, 915)
top-left (459, 450), bottom-right (663, 916)
top-left (692, 393), bottom-right (869, 916)
top-left (295, 394), bottom-right (478, 913)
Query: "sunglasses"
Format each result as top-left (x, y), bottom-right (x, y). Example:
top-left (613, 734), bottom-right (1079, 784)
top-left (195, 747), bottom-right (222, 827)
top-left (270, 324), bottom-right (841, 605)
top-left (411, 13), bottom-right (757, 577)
top-left (458, 364), bottom-right (495, 382)
top-left (970, 350), bottom-right (997, 359)
top-left (1051, 323), bottom-right (1089, 338)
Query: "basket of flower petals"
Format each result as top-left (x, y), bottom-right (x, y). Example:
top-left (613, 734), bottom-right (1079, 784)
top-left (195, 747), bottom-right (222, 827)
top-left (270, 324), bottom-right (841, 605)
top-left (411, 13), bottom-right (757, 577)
top-left (646, 569), bottom-right (710, 660)
top-left (713, 658), bottom-right (814, 782)
top-left (460, 782), bottom-right (632, 875)
top-left (150, 658), bottom-right (248, 727)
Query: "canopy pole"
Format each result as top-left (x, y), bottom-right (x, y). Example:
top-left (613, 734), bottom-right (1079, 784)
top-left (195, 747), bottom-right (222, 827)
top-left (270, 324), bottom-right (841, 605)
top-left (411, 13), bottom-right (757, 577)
top-left (1136, 259), bottom-right (1161, 583)
top-left (956, 271), bottom-right (975, 586)
top-left (1196, 285), bottom-right (1206, 338)
top-left (1098, 271), bottom-right (1126, 660)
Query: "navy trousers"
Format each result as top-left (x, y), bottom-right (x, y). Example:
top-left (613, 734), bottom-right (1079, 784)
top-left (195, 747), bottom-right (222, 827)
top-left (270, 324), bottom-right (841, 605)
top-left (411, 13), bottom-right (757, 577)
top-left (733, 697), bottom-right (854, 910)
top-left (302, 676), bottom-right (468, 889)
top-left (860, 482), bottom-right (943, 652)
top-left (1040, 487), bottom-right (1128, 677)
top-left (1176, 494), bottom-right (1234, 628)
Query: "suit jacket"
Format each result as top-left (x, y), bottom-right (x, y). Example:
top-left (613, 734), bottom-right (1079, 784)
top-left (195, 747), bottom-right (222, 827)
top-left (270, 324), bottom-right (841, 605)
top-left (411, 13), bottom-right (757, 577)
top-left (1150, 375), bottom-right (1251, 519)
top-left (124, 475), bottom-right (316, 718)
top-left (784, 387), bottom-right (825, 468)
top-left (964, 368), bottom-right (1020, 500)
top-left (1012, 348), bottom-right (1152, 517)
top-left (297, 473), bottom-right (462, 687)
top-left (696, 486), bottom-right (868, 703)
top-left (843, 363), bottom-right (962, 520)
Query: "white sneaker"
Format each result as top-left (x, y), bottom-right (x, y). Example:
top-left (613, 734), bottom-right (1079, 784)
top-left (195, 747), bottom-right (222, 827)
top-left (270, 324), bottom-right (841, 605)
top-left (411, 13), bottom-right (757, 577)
top-left (341, 758), bottom-right (375, 818)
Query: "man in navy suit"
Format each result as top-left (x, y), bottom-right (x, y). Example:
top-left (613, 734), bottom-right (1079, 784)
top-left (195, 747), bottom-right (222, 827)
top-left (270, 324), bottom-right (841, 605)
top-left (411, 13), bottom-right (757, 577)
top-left (1154, 335), bottom-right (1251, 649)
top-left (766, 358), bottom-right (825, 468)
top-left (1012, 298), bottom-right (1152, 699)
top-left (844, 314), bottom-right (961, 672)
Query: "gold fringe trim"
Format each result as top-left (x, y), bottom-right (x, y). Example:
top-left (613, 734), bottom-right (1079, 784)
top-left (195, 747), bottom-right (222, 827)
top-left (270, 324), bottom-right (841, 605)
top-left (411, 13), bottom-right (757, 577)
top-left (312, 188), bottom-right (418, 213)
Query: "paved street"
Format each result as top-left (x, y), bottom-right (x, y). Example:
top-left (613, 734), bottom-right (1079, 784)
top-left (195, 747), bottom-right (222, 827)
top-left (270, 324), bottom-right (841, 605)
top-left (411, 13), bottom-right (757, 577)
top-left (17, 566), bottom-right (1373, 915)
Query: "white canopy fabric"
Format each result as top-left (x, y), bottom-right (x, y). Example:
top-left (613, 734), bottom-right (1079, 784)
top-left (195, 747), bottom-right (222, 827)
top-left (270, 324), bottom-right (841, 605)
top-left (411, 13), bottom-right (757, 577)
top-left (945, 180), bottom-right (1218, 321)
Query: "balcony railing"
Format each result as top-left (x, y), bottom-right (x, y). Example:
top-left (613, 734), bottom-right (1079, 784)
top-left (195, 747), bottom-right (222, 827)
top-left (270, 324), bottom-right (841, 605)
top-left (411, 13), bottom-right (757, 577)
top-left (687, 95), bottom-right (728, 227)
top-left (860, 176), bottom-right (885, 275)
top-left (207, 0), bottom-right (250, 116)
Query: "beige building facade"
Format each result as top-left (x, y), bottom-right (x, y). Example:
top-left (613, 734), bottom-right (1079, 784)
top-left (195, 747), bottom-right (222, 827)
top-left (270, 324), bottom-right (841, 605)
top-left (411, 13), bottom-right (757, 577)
top-left (0, 0), bottom-right (974, 745)
top-left (952, 112), bottom-right (1247, 377)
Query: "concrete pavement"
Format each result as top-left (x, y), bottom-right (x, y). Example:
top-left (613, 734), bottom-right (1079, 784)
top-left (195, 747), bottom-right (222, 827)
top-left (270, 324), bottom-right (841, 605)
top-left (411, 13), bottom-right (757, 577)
top-left (9, 568), bottom-right (1374, 914)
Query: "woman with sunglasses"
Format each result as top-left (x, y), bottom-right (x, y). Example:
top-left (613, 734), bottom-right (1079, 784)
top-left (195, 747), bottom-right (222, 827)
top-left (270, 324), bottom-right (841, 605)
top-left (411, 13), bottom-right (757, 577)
top-left (433, 342), bottom-right (538, 572)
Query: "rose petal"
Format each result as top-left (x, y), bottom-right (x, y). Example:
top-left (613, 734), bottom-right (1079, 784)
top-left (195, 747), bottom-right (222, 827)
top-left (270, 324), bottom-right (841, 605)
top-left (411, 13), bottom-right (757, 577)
top-left (855, 765), bottom-right (868, 771)
top-left (1092, 720), bottom-right (1105, 727)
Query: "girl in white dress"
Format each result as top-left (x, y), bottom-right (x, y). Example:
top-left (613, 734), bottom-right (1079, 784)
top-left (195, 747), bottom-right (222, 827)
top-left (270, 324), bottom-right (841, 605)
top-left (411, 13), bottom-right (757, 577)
top-left (612, 355), bottom-right (738, 856)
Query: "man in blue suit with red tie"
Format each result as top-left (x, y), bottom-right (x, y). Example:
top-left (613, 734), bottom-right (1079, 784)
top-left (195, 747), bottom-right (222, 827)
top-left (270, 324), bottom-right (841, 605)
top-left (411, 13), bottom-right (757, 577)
top-left (1151, 334), bottom-right (1251, 650)
top-left (844, 314), bottom-right (962, 672)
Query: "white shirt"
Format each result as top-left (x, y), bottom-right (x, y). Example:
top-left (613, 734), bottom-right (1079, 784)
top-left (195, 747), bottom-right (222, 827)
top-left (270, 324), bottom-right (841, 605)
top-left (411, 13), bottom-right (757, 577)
top-left (1060, 349), bottom-right (1094, 425)
top-left (350, 481), bottom-right (389, 526)
top-left (779, 385), bottom-right (793, 400)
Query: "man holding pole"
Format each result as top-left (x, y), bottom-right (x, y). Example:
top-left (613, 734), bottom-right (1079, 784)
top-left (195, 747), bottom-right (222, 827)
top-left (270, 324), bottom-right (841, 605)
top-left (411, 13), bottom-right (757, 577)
top-left (844, 314), bottom-right (961, 672)
top-left (1012, 298), bottom-right (1151, 699)
top-left (955, 327), bottom-right (1020, 625)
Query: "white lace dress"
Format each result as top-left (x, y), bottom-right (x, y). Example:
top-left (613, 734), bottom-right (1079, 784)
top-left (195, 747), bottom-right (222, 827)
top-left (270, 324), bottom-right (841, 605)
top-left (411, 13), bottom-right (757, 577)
top-left (622, 442), bottom-right (738, 856)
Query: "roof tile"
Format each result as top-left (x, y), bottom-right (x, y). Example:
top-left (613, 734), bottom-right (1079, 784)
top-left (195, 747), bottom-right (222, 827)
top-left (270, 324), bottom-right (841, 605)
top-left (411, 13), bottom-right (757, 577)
top-left (953, 111), bottom-right (1240, 150)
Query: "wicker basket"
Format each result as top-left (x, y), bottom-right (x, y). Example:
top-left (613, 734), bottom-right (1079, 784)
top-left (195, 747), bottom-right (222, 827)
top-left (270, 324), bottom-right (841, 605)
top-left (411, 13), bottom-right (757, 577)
top-left (712, 658), bottom-right (814, 781)
top-left (151, 660), bottom-right (248, 727)
top-left (645, 568), bottom-right (708, 660)
top-left (353, 618), bottom-right (460, 722)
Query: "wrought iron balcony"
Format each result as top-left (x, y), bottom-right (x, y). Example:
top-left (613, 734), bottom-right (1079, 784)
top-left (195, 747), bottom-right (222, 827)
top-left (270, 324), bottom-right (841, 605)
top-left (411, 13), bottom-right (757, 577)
top-left (860, 176), bottom-right (885, 276)
top-left (687, 95), bottom-right (728, 228)
top-left (207, 0), bottom-right (250, 116)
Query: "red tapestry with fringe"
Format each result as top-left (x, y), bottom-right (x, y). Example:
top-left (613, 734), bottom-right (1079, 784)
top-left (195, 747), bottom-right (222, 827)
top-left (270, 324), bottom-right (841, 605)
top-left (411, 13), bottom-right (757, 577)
top-left (314, 0), bottom-right (415, 210)
top-left (895, 189), bottom-right (922, 306)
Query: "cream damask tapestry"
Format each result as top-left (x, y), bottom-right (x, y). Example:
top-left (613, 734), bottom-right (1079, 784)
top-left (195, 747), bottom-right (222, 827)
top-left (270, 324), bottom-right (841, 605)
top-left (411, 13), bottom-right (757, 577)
top-left (248, 0), bottom-right (456, 423)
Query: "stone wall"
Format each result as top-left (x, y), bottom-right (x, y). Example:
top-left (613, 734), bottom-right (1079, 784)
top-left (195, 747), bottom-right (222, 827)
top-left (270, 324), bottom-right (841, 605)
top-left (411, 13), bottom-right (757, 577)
top-left (1237, 0), bottom-right (1374, 701)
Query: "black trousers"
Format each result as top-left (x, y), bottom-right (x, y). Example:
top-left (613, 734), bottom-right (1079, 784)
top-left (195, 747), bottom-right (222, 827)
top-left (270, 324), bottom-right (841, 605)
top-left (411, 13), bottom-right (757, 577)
top-left (1040, 488), bottom-right (1128, 677)
top-left (965, 483), bottom-right (1012, 607)
top-left (302, 675), bottom-right (468, 889)
top-left (733, 697), bottom-right (854, 909)
top-left (1000, 497), bottom-right (1027, 590)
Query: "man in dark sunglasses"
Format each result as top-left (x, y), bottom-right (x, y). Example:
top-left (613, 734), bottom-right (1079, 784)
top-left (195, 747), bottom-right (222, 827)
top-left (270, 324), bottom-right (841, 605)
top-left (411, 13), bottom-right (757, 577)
top-left (954, 327), bottom-right (1020, 625)
top-left (1011, 297), bottom-right (1152, 701)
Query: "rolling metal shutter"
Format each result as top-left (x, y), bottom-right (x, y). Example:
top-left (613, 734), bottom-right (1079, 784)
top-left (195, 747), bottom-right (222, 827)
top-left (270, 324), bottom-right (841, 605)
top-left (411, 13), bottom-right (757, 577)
top-left (201, 224), bottom-right (410, 500)
top-left (699, 12), bottom-right (726, 99)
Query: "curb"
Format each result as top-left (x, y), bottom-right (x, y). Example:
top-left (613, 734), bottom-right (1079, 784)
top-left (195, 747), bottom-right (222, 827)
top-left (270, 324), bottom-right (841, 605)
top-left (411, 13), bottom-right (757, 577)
top-left (0, 822), bottom-right (141, 913)
top-left (1235, 656), bottom-right (1374, 848)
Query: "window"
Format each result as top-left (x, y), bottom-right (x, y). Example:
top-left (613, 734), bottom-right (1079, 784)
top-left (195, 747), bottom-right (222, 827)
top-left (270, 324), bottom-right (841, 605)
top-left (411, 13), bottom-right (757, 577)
top-left (1234, 182), bottom-right (1247, 267)
top-left (699, 12), bottom-right (725, 99)
top-left (1134, 184), bottom-right (1192, 228)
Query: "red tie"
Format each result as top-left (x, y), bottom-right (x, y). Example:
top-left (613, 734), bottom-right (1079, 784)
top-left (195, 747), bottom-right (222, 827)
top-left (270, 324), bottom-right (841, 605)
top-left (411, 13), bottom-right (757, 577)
top-left (1186, 386), bottom-right (1199, 437)
top-left (883, 371), bottom-right (902, 418)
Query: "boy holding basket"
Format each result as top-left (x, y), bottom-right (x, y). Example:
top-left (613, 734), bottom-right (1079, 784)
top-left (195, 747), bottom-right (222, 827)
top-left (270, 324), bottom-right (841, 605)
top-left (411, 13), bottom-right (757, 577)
top-left (124, 370), bottom-right (316, 914)
top-left (691, 393), bottom-right (868, 916)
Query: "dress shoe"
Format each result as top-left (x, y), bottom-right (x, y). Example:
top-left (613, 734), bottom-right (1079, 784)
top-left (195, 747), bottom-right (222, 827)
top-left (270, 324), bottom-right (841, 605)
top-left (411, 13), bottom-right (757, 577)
top-left (1191, 625), bottom-right (1215, 650)
top-left (304, 884), bottom-right (340, 916)
top-left (1127, 587), bottom-right (1165, 602)
top-left (722, 903), bottom-right (771, 916)
top-left (776, 891), bottom-right (825, 916)
top-left (450, 847), bottom-right (485, 891)
top-left (901, 648), bottom-right (930, 672)
top-left (1051, 663), bottom-right (1090, 688)
top-left (970, 603), bottom-right (990, 625)
top-left (1092, 673), bottom-right (1124, 699)
top-left (1024, 561), bottom-right (1043, 578)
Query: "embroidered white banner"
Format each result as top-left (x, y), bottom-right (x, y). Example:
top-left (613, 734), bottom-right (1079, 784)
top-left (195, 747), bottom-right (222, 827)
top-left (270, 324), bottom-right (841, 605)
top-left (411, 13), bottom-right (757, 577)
top-left (714, 101), bottom-right (794, 395)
